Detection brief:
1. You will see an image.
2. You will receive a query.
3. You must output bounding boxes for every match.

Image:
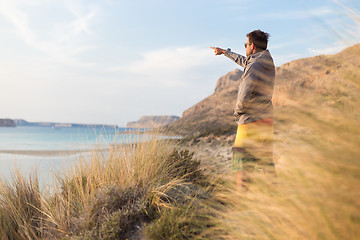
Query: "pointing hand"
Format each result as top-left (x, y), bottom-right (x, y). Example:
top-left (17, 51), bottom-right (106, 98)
top-left (210, 46), bottom-right (226, 55)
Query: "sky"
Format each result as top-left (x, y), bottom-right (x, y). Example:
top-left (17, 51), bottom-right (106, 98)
top-left (1, 0), bottom-right (359, 126)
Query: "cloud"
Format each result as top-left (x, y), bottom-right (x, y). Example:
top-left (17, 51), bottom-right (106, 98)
top-left (0, 0), bottom-right (99, 65)
top-left (0, 0), bottom-right (36, 42)
top-left (108, 46), bottom-right (221, 87)
top-left (308, 41), bottom-right (354, 55)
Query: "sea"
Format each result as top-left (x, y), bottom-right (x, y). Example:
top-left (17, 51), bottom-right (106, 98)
top-left (0, 126), bottom-right (150, 186)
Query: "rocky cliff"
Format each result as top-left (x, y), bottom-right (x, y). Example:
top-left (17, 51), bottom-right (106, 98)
top-left (165, 68), bottom-right (242, 137)
top-left (0, 119), bottom-right (15, 127)
top-left (166, 43), bottom-right (360, 138)
top-left (126, 115), bottom-right (180, 128)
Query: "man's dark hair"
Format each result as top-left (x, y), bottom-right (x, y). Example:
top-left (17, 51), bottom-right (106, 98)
top-left (246, 30), bottom-right (270, 50)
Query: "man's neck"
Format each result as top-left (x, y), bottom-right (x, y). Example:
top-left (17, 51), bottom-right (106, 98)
top-left (254, 48), bottom-right (265, 54)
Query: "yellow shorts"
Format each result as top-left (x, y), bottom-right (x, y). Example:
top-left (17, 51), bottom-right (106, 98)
top-left (232, 117), bottom-right (274, 172)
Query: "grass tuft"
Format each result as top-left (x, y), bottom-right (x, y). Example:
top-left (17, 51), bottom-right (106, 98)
top-left (0, 169), bottom-right (43, 239)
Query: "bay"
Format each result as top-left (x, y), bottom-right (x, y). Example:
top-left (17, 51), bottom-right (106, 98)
top-left (0, 126), bottom-right (129, 151)
top-left (0, 126), bottom-right (146, 185)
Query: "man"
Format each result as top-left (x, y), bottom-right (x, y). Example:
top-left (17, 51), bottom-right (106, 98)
top-left (210, 29), bottom-right (276, 188)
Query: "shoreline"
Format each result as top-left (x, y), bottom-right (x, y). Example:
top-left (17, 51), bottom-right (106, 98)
top-left (0, 149), bottom-right (94, 157)
top-left (0, 137), bottom-right (183, 157)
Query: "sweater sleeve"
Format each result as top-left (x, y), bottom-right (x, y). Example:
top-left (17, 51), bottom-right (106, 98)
top-left (224, 49), bottom-right (247, 68)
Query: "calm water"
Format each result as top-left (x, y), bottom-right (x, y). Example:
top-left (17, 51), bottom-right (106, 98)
top-left (0, 126), bottom-right (132, 151)
top-left (0, 126), bottom-right (146, 185)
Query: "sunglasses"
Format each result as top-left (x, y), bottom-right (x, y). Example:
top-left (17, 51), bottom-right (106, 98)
top-left (244, 43), bottom-right (252, 48)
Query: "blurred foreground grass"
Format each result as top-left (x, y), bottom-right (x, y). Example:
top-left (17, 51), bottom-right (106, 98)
top-left (218, 42), bottom-right (360, 238)
top-left (219, 94), bottom-right (360, 239)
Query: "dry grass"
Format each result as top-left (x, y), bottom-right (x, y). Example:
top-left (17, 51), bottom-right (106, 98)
top-left (0, 132), bottom-right (219, 239)
top-left (216, 98), bottom-right (360, 239)
top-left (0, 169), bottom-right (43, 239)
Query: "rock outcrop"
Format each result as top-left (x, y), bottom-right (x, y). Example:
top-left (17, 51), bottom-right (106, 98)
top-left (0, 119), bottom-right (16, 127)
top-left (166, 68), bottom-right (243, 137)
top-left (182, 69), bottom-right (242, 119)
top-left (126, 115), bottom-right (180, 129)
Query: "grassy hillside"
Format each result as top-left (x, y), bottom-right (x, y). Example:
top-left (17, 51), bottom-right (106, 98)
top-left (274, 43), bottom-right (360, 113)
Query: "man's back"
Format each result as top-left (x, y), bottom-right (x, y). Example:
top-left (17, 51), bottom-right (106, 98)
top-left (232, 49), bottom-right (275, 124)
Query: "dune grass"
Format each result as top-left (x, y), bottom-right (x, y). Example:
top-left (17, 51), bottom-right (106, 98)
top-left (0, 169), bottom-right (43, 239)
top-left (0, 133), bottom-right (223, 239)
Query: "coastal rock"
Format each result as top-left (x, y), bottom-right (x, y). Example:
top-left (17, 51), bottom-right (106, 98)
top-left (126, 115), bottom-right (180, 129)
top-left (214, 68), bottom-right (242, 93)
top-left (182, 69), bottom-right (242, 118)
top-left (167, 68), bottom-right (242, 137)
top-left (0, 119), bottom-right (15, 127)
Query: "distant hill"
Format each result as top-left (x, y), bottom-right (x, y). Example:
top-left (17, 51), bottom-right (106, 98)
top-left (166, 43), bottom-right (360, 138)
top-left (0, 119), bottom-right (15, 127)
top-left (13, 119), bottom-right (119, 129)
top-left (127, 115), bottom-right (180, 128)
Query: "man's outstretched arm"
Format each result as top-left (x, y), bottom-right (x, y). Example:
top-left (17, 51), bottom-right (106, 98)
top-left (210, 46), bottom-right (247, 68)
top-left (210, 46), bottom-right (226, 55)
